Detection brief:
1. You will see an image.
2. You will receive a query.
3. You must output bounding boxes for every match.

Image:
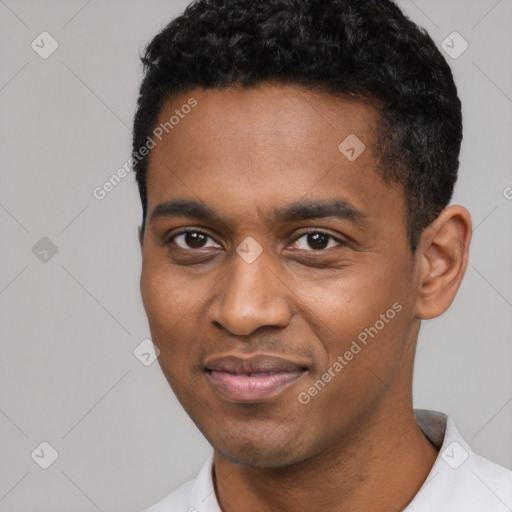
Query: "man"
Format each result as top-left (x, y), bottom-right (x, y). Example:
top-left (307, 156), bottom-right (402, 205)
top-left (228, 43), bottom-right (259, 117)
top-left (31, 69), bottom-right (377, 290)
top-left (134, 0), bottom-right (512, 510)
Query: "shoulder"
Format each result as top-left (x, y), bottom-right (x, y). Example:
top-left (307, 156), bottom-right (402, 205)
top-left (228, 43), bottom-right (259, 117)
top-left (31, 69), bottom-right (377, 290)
top-left (141, 453), bottom-right (220, 512)
top-left (471, 451), bottom-right (512, 498)
top-left (142, 479), bottom-right (196, 512)
top-left (430, 451), bottom-right (512, 511)
top-left (407, 410), bottom-right (512, 511)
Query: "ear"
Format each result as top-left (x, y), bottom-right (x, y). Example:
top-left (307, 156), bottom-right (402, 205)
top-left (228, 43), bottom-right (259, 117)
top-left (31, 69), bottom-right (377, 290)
top-left (138, 225), bottom-right (144, 251)
top-left (414, 205), bottom-right (472, 320)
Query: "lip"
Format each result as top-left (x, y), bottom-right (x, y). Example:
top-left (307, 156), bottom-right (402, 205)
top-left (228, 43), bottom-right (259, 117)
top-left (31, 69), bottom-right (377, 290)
top-left (204, 354), bottom-right (308, 403)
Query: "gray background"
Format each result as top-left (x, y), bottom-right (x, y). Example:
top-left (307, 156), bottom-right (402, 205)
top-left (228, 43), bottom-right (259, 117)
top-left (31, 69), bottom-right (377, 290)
top-left (0, 0), bottom-right (511, 510)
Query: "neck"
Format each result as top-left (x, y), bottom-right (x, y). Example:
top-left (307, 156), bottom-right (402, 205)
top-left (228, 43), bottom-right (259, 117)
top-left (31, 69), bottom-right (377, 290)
top-left (212, 404), bottom-right (439, 512)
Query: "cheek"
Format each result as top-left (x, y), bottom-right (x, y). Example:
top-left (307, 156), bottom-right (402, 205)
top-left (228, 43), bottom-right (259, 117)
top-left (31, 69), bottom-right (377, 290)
top-left (297, 263), bottom-right (409, 381)
top-left (303, 264), bottom-right (406, 333)
top-left (140, 263), bottom-right (210, 378)
top-left (140, 262), bottom-right (198, 333)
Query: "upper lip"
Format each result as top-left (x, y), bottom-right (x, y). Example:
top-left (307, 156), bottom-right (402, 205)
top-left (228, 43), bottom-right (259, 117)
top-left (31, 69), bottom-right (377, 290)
top-left (204, 354), bottom-right (308, 374)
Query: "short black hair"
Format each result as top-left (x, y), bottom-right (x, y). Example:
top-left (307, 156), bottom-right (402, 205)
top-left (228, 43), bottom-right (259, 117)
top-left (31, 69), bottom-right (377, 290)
top-left (132, 0), bottom-right (462, 251)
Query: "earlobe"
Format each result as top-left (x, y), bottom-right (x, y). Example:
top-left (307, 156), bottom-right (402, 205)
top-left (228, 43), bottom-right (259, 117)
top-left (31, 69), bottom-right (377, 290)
top-left (414, 205), bottom-right (472, 319)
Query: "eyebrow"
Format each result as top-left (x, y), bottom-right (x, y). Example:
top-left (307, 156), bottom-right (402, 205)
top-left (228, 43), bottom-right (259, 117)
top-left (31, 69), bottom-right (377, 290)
top-left (149, 198), bottom-right (366, 226)
top-left (273, 199), bottom-right (365, 224)
top-left (150, 199), bottom-right (223, 224)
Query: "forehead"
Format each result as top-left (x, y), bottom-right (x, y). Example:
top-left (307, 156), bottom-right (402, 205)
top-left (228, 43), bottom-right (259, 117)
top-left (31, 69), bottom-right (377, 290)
top-left (148, 84), bottom-right (380, 169)
top-left (144, 84), bottom-right (403, 228)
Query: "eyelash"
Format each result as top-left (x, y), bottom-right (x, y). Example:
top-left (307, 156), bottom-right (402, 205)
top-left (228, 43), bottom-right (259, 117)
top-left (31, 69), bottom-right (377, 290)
top-left (166, 228), bottom-right (346, 252)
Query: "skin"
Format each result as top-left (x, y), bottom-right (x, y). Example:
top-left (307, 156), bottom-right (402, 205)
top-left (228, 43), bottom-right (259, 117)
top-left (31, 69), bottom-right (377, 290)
top-left (139, 83), bottom-right (472, 512)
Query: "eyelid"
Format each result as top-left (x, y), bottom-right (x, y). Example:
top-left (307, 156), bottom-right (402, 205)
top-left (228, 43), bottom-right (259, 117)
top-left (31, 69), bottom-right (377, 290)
top-left (166, 227), bottom-right (347, 250)
top-left (290, 228), bottom-right (347, 250)
top-left (166, 227), bottom-right (221, 248)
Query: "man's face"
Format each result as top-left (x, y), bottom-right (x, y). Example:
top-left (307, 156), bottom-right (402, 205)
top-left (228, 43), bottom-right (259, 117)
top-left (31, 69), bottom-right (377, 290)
top-left (140, 84), bottom-right (421, 468)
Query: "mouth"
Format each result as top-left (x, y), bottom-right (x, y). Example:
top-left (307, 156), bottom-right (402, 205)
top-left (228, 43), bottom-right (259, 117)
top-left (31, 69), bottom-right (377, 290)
top-left (203, 354), bottom-right (308, 403)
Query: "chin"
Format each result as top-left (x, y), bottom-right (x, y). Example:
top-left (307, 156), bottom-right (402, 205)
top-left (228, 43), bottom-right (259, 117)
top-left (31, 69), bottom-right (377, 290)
top-left (219, 448), bottom-right (301, 469)
top-left (210, 430), bottom-right (312, 469)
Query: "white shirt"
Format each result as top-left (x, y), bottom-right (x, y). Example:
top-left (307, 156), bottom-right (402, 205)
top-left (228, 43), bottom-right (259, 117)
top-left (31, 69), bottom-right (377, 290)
top-left (142, 409), bottom-right (512, 511)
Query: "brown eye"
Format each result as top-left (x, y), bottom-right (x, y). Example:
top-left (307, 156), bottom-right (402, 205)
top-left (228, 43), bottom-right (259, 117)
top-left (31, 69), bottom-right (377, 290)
top-left (292, 231), bottom-right (342, 251)
top-left (170, 230), bottom-right (219, 250)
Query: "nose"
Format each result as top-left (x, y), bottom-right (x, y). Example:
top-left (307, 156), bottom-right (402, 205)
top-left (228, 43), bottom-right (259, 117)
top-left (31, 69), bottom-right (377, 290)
top-left (206, 247), bottom-right (292, 336)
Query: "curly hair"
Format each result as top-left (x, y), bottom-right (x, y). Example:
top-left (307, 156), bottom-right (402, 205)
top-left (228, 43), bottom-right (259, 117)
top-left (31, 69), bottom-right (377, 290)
top-left (132, 0), bottom-right (462, 251)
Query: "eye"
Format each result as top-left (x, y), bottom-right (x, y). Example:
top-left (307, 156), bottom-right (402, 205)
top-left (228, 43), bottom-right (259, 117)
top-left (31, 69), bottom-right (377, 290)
top-left (290, 231), bottom-right (344, 251)
top-left (168, 229), bottom-right (220, 250)
top-left (167, 229), bottom-right (346, 252)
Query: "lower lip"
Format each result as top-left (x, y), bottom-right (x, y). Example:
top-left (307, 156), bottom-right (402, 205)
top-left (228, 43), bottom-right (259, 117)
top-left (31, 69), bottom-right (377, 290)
top-left (206, 370), bottom-right (306, 402)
